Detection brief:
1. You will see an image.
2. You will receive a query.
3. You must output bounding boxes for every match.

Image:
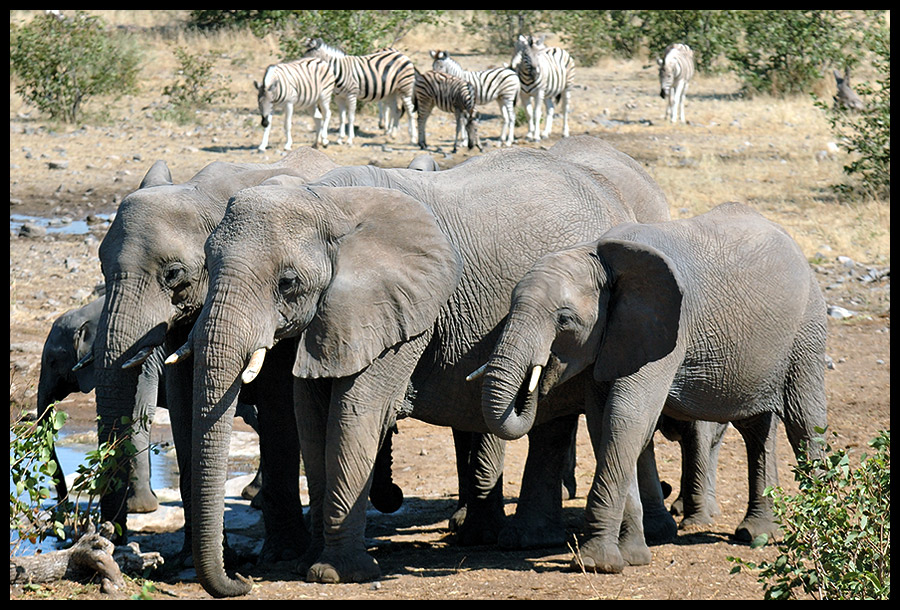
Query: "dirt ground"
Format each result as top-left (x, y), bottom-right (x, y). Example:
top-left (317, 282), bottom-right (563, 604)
top-left (9, 16), bottom-right (890, 600)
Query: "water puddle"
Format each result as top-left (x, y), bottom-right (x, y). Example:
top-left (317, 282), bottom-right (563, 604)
top-left (10, 213), bottom-right (112, 235)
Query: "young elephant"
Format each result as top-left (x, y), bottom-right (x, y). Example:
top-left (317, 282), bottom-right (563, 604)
top-left (481, 202), bottom-right (828, 573)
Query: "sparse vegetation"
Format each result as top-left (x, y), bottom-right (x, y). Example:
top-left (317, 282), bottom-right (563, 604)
top-left (729, 430), bottom-right (890, 600)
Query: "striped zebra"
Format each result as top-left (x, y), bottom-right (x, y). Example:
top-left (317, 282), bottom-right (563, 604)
top-left (657, 43), bottom-right (695, 124)
top-left (414, 70), bottom-right (481, 153)
top-left (254, 57), bottom-right (335, 151)
top-left (430, 50), bottom-right (520, 147)
top-left (510, 35), bottom-right (574, 142)
top-left (303, 38), bottom-right (417, 145)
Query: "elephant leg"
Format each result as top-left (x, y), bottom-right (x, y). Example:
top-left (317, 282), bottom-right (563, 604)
top-left (675, 419), bottom-right (727, 530)
top-left (253, 340), bottom-right (309, 565)
top-left (636, 438), bottom-right (677, 544)
top-left (561, 421), bottom-right (578, 500)
top-left (576, 375), bottom-right (667, 573)
top-left (452, 430), bottom-right (507, 546)
top-left (498, 413), bottom-right (578, 550)
top-left (303, 333), bottom-right (428, 584)
top-left (234, 401), bottom-right (263, 506)
top-left (732, 412), bottom-right (780, 542)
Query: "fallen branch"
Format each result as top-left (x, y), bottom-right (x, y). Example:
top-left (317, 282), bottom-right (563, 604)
top-left (9, 522), bottom-right (164, 597)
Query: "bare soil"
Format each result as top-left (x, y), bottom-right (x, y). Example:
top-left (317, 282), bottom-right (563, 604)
top-left (9, 13), bottom-right (889, 600)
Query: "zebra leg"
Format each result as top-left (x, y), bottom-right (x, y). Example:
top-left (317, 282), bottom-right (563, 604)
top-left (560, 89), bottom-right (570, 138)
top-left (315, 99), bottom-right (331, 148)
top-left (336, 97), bottom-right (350, 145)
top-left (677, 82), bottom-right (688, 123)
top-left (403, 94), bottom-right (418, 143)
top-left (542, 97), bottom-right (555, 139)
top-left (259, 114), bottom-right (273, 151)
top-left (416, 102), bottom-right (432, 150)
top-left (282, 102), bottom-right (294, 151)
top-left (531, 92), bottom-right (545, 142)
top-left (498, 99), bottom-right (514, 146)
top-left (346, 94), bottom-right (358, 146)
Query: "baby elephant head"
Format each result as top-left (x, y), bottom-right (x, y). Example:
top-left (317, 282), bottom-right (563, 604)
top-left (479, 237), bottom-right (684, 440)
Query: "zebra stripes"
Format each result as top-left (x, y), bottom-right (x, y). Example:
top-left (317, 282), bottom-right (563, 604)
top-left (430, 50), bottom-right (520, 147)
top-left (510, 35), bottom-right (574, 142)
top-left (657, 43), bottom-right (695, 124)
top-left (303, 38), bottom-right (417, 145)
top-left (254, 58), bottom-right (335, 151)
top-left (414, 70), bottom-right (481, 153)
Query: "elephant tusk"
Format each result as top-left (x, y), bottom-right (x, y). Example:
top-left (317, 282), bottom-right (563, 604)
top-left (72, 351), bottom-right (94, 372)
top-left (122, 345), bottom-right (155, 369)
top-left (242, 347), bottom-right (267, 384)
top-left (165, 342), bottom-right (192, 365)
top-left (465, 363), bottom-right (487, 382)
top-left (527, 365), bottom-right (543, 394)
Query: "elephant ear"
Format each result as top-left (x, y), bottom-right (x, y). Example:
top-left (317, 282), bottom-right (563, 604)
top-left (593, 238), bottom-right (683, 381)
top-left (72, 319), bottom-right (97, 391)
top-left (139, 160), bottom-right (173, 189)
top-left (293, 187), bottom-right (463, 379)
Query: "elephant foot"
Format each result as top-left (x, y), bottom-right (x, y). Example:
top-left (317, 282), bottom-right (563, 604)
top-left (498, 519), bottom-right (566, 550)
top-left (127, 488), bottom-right (159, 514)
top-left (571, 537), bottom-right (625, 574)
top-left (562, 478), bottom-right (577, 501)
top-left (305, 549), bottom-right (381, 584)
top-left (678, 511), bottom-right (717, 533)
top-left (258, 534), bottom-right (307, 566)
top-left (571, 535), bottom-right (651, 574)
top-left (369, 482), bottom-right (404, 514)
top-left (240, 473), bottom-right (262, 502)
top-left (643, 508), bottom-right (678, 545)
top-left (733, 514), bottom-right (780, 543)
top-left (452, 501), bottom-right (506, 547)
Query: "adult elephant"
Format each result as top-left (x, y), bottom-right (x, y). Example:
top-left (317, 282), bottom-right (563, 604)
top-left (479, 202), bottom-right (828, 573)
top-left (92, 148), bottom-right (338, 565)
top-left (182, 144), bottom-right (679, 597)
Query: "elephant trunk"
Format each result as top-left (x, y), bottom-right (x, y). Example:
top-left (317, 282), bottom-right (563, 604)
top-left (190, 286), bottom-right (269, 598)
top-left (480, 311), bottom-right (552, 441)
top-left (93, 286), bottom-right (166, 536)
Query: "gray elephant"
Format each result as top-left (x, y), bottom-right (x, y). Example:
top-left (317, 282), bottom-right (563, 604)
top-left (92, 148), bottom-right (338, 567)
top-left (181, 142), bottom-right (683, 596)
top-left (479, 201), bottom-right (828, 573)
top-left (37, 296), bottom-right (269, 512)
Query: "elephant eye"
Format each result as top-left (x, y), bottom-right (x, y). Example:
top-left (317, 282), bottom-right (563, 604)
top-left (556, 309), bottom-right (579, 330)
top-left (277, 270), bottom-right (302, 297)
top-left (162, 263), bottom-right (188, 289)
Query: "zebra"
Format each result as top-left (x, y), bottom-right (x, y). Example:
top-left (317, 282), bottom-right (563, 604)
top-left (430, 49), bottom-right (520, 147)
top-left (657, 43), bottom-right (695, 124)
top-left (254, 57), bottom-right (335, 151)
top-left (414, 70), bottom-right (482, 154)
top-left (303, 38), bottom-right (417, 145)
top-left (510, 35), bottom-right (574, 142)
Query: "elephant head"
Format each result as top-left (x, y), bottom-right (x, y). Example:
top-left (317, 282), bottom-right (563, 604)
top-left (93, 150), bottom-right (337, 537)
top-left (185, 183), bottom-right (461, 597)
top-left (481, 237), bottom-right (683, 441)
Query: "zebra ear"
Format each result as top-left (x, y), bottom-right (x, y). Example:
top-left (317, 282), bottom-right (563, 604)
top-left (430, 50), bottom-right (438, 59)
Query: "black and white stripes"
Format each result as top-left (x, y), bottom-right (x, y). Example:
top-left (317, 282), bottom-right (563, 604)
top-left (254, 58), bottom-right (336, 151)
top-left (510, 35), bottom-right (574, 142)
top-left (303, 38), bottom-right (418, 145)
top-left (414, 70), bottom-right (481, 153)
top-left (430, 50), bottom-right (520, 147)
top-left (657, 43), bottom-right (695, 124)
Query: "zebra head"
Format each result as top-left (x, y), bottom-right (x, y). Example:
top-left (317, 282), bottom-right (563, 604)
top-left (255, 67), bottom-right (280, 127)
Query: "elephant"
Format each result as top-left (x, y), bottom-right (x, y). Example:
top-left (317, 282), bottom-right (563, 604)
top-left (180, 141), bottom-right (685, 596)
top-left (37, 296), bottom-right (267, 512)
top-left (479, 201), bottom-right (828, 573)
top-left (92, 147), bottom-right (339, 566)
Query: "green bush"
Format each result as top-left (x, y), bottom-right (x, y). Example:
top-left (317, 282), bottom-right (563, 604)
top-left (729, 430), bottom-right (890, 600)
top-left (9, 11), bottom-right (142, 123)
top-left (818, 21), bottom-right (890, 199)
top-left (158, 47), bottom-right (237, 124)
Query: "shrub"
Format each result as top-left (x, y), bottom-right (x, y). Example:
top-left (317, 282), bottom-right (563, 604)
top-left (9, 11), bottom-right (142, 123)
top-left (729, 430), bottom-right (890, 600)
top-left (159, 47), bottom-right (237, 124)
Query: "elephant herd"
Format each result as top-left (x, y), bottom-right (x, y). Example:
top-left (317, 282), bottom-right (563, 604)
top-left (34, 136), bottom-right (827, 598)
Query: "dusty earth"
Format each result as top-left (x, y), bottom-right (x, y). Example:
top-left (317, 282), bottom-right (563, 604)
top-left (10, 22), bottom-right (890, 600)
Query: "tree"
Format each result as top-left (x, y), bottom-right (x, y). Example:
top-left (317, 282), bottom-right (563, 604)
top-left (9, 11), bottom-right (142, 123)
